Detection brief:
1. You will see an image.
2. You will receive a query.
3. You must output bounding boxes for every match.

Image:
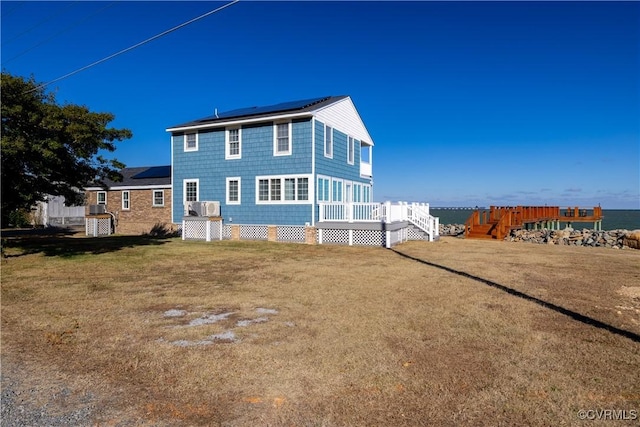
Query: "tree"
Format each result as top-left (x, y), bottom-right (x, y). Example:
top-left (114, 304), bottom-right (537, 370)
top-left (1, 72), bottom-right (132, 226)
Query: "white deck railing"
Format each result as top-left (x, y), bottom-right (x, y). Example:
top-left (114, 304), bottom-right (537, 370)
top-left (318, 201), bottom-right (440, 241)
top-left (319, 202), bottom-right (383, 222)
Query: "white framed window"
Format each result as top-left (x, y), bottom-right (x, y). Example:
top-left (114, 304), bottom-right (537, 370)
top-left (284, 178), bottom-right (296, 201)
top-left (347, 136), bottom-right (355, 165)
top-left (226, 177), bottom-right (241, 205)
top-left (122, 191), bottom-right (130, 210)
top-left (332, 178), bottom-right (343, 202)
top-left (324, 125), bottom-right (333, 158)
top-left (153, 190), bottom-right (164, 207)
top-left (274, 122), bottom-right (292, 156)
top-left (184, 133), bottom-right (198, 152)
top-left (97, 191), bottom-right (107, 205)
top-left (270, 178), bottom-right (281, 200)
top-left (317, 176), bottom-right (330, 202)
top-left (353, 183), bottom-right (362, 203)
top-left (256, 175), bottom-right (311, 204)
top-left (363, 185), bottom-right (371, 203)
top-left (183, 179), bottom-right (199, 202)
top-left (226, 128), bottom-right (241, 159)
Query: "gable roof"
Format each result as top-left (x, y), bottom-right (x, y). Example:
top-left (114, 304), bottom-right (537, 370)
top-left (86, 165), bottom-right (171, 190)
top-left (167, 95), bottom-right (349, 131)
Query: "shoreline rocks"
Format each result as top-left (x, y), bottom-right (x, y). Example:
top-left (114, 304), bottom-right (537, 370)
top-left (438, 224), bottom-right (640, 249)
top-left (439, 224), bottom-right (466, 236)
top-left (507, 228), bottom-right (639, 249)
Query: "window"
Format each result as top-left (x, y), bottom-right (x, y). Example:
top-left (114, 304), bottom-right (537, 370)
top-left (274, 122), bottom-right (291, 155)
top-left (347, 136), bottom-right (355, 165)
top-left (317, 177), bottom-right (330, 202)
top-left (363, 185), bottom-right (371, 203)
top-left (297, 177), bottom-right (308, 201)
top-left (353, 184), bottom-right (362, 203)
top-left (226, 178), bottom-right (241, 204)
top-left (122, 191), bottom-right (130, 210)
top-left (270, 178), bottom-right (281, 201)
top-left (184, 179), bottom-right (199, 202)
top-left (97, 191), bottom-right (106, 205)
top-left (184, 133), bottom-right (198, 152)
top-left (284, 178), bottom-right (296, 201)
top-left (332, 179), bottom-right (343, 202)
top-left (153, 190), bottom-right (164, 207)
top-left (361, 144), bottom-right (371, 163)
top-left (256, 175), bottom-right (311, 203)
top-left (226, 128), bottom-right (241, 159)
top-left (258, 179), bottom-right (269, 201)
top-left (324, 125), bottom-right (333, 158)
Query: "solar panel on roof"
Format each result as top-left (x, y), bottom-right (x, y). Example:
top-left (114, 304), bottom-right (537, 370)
top-left (131, 165), bottom-right (171, 179)
top-left (196, 96), bottom-right (332, 122)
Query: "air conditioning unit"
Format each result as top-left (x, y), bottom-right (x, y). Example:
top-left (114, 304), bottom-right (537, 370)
top-left (185, 201), bottom-right (220, 217)
top-left (201, 201), bottom-right (220, 217)
top-left (89, 204), bottom-right (106, 214)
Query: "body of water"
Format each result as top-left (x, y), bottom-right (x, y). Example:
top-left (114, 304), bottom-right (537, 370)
top-left (431, 208), bottom-right (640, 231)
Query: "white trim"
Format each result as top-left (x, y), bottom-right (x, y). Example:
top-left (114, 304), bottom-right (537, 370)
top-left (273, 121), bottom-right (292, 156)
top-left (324, 124), bottom-right (333, 159)
top-left (363, 184), bottom-right (372, 203)
top-left (97, 191), bottom-right (107, 205)
top-left (226, 177), bottom-right (241, 205)
top-left (152, 189), bottom-right (165, 207)
top-left (347, 136), bottom-right (355, 165)
top-left (85, 184), bottom-right (171, 191)
top-left (166, 112), bottom-right (312, 133)
top-left (183, 178), bottom-right (199, 202)
top-left (184, 132), bottom-right (198, 152)
top-left (331, 178), bottom-right (344, 203)
top-left (317, 175), bottom-right (331, 203)
top-left (255, 174), bottom-right (312, 205)
top-left (225, 127), bottom-right (242, 160)
top-left (121, 190), bottom-right (130, 210)
top-left (344, 181), bottom-right (353, 203)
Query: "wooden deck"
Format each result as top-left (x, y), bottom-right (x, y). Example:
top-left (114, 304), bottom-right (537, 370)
top-left (465, 206), bottom-right (604, 240)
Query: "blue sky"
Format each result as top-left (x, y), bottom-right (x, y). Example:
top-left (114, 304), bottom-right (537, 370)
top-left (2, 1), bottom-right (639, 208)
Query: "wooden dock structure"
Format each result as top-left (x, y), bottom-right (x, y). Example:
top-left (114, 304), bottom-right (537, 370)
top-left (464, 206), bottom-right (604, 240)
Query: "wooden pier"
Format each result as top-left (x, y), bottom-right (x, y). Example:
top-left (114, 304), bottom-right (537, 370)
top-left (464, 206), bottom-right (603, 240)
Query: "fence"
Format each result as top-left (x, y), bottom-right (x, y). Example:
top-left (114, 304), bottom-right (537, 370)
top-left (319, 201), bottom-right (439, 242)
top-left (181, 218), bottom-right (429, 248)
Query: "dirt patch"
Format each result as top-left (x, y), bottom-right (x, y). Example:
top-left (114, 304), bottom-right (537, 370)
top-left (618, 286), bottom-right (640, 300)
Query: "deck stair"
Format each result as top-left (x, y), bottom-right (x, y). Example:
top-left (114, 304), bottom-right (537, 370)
top-left (464, 205), bottom-right (603, 240)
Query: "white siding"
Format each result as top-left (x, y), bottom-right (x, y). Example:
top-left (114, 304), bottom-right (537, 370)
top-left (313, 97), bottom-right (374, 146)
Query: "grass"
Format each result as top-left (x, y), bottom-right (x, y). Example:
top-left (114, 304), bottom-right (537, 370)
top-left (1, 233), bottom-right (639, 426)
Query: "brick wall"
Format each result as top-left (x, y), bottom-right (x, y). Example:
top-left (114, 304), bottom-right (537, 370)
top-left (85, 188), bottom-right (175, 235)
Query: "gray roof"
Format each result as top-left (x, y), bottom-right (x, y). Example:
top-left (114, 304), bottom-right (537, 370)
top-left (168, 95), bottom-right (348, 130)
top-left (90, 165), bottom-right (171, 188)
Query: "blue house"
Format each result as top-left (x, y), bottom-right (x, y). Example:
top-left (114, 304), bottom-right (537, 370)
top-left (167, 96), bottom-right (374, 226)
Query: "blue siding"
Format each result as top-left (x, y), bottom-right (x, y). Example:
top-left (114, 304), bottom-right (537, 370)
top-left (314, 120), bottom-right (365, 183)
top-left (313, 120), bottom-right (373, 223)
top-left (172, 119), bottom-right (314, 225)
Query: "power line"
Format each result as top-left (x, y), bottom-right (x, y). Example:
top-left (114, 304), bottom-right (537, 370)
top-left (4, 2), bottom-right (117, 64)
top-left (2, 1), bottom-right (79, 47)
top-left (27, 0), bottom-right (240, 93)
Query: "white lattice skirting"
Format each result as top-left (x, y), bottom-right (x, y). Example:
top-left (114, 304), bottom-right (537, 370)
top-left (181, 218), bottom-right (427, 248)
top-left (85, 217), bottom-right (112, 236)
top-left (240, 225), bottom-right (269, 240)
top-left (277, 226), bottom-right (306, 243)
